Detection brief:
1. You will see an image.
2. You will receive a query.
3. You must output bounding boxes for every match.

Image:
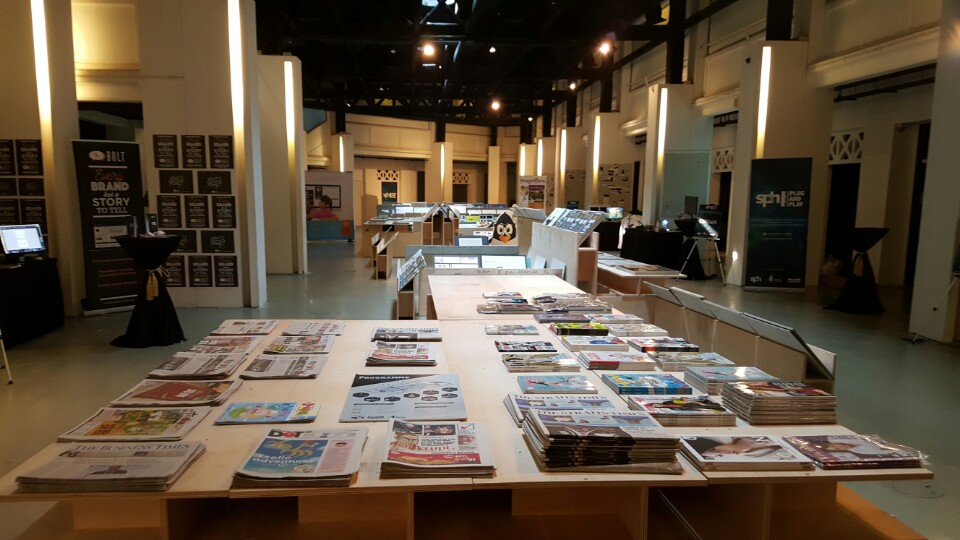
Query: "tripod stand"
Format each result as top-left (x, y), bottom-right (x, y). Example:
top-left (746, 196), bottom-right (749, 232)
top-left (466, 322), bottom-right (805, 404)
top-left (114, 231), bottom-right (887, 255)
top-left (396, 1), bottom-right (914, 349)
top-left (910, 272), bottom-right (960, 343)
top-left (0, 326), bottom-right (12, 384)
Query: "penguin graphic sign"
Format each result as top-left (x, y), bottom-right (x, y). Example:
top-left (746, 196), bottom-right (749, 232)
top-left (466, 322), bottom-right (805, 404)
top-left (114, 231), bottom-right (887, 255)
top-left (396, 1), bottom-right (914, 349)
top-left (490, 211), bottom-right (517, 245)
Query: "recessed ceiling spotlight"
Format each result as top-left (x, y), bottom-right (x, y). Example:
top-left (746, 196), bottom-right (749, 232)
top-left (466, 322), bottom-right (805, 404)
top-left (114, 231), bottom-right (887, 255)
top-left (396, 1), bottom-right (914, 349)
top-left (527, 116), bottom-right (534, 122)
top-left (490, 100), bottom-right (501, 111)
top-left (423, 43), bottom-right (436, 57)
top-left (569, 82), bottom-right (577, 90)
top-left (489, 46), bottom-right (497, 54)
top-left (598, 41), bottom-right (611, 55)
top-left (390, 48), bottom-right (396, 54)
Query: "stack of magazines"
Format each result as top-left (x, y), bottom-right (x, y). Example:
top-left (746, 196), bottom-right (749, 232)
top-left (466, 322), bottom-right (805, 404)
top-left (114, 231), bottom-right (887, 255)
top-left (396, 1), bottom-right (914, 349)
top-left (380, 419), bottom-right (496, 478)
top-left (684, 366), bottom-right (778, 395)
top-left (371, 327), bottom-right (443, 342)
top-left (589, 313), bottom-right (644, 325)
top-left (680, 434), bottom-right (813, 471)
top-left (366, 341), bottom-right (438, 367)
top-left (721, 381), bottom-right (837, 424)
top-left (560, 335), bottom-right (629, 352)
top-left (502, 394), bottom-right (617, 426)
top-left (17, 441), bottom-right (206, 493)
top-left (111, 380), bottom-right (243, 407)
top-left (576, 351), bottom-right (656, 371)
top-left (233, 428), bottom-right (368, 488)
top-left (783, 435), bottom-right (924, 470)
top-left (146, 352), bottom-right (246, 380)
top-left (477, 303), bottom-right (543, 314)
top-left (501, 352), bottom-right (581, 373)
top-left (601, 373), bottom-right (694, 395)
top-left (627, 337), bottom-right (699, 353)
top-left (625, 395), bottom-right (736, 427)
top-left (548, 322), bottom-right (608, 336)
top-left (649, 351), bottom-right (735, 371)
top-left (603, 324), bottom-right (670, 338)
top-left (521, 409), bottom-right (681, 473)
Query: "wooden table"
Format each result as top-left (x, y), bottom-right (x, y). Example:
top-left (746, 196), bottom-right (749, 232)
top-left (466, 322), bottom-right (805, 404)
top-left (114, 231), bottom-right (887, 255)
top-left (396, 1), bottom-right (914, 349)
top-left (0, 319), bottom-right (931, 540)
top-left (596, 262), bottom-right (683, 296)
top-left (426, 274), bottom-right (589, 320)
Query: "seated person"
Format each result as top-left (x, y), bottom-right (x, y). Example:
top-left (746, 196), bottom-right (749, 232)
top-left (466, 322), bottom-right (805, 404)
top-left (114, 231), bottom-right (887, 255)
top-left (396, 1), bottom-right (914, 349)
top-left (307, 195), bottom-right (338, 221)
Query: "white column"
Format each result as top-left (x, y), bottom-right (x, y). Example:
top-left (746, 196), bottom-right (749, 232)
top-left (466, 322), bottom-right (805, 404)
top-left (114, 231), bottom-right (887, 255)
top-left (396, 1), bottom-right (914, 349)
top-left (486, 146), bottom-right (502, 204)
top-left (425, 141), bottom-right (452, 202)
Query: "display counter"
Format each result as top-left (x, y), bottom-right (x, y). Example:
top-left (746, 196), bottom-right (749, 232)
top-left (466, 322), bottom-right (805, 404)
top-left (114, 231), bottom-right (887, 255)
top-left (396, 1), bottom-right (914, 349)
top-left (0, 257), bottom-right (64, 348)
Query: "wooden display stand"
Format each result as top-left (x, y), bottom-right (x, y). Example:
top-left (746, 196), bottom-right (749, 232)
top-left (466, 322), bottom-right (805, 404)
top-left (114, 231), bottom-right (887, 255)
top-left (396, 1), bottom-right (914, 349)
top-left (526, 222), bottom-right (599, 293)
top-left (374, 232), bottom-right (398, 279)
top-left (596, 264), bottom-right (684, 297)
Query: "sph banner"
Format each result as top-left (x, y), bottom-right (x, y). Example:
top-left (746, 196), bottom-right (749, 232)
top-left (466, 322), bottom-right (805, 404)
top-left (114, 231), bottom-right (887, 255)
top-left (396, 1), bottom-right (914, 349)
top-left (745, 158), bottom-right (812, 289)
top-left (72, 140), bottom-right (145, 311)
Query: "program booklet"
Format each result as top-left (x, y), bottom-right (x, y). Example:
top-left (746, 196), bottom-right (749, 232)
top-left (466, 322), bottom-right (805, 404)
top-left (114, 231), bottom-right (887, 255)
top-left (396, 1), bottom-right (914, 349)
top-left (380, 419), bottom-right (496, 478)
top-left (371, 327), bottom-right (442, 342)
top-left (215, 402), bottom-right (320, 425)
top-left (502, 394), bottom-right (618, 425)
top-left (495, 340), bottom-right (558, 353)
top-left (484, 324), bottom-right (539, 335)
top-left (58, 407), bottom-right (210, 442)
top-left (16, 441), bottom-right (206, 493)
top-left (282, 321), bottom-right (346, 336)
top-left (516, 375), bottom-right (597, 394)
top-left (501, 352), bottom-right (581, 373)
top-left (239, 354), bottom-right (326, 379)
top-left (188, 335), bottom-right (262, 355)
top-left (681, 435), bottom-right (814, 471)
top-left (367, 341), bottom-right (438, 367)
top-left (111, 380), bottom-right (242, 407)
top-left (339, 374), bottom-right (466, 422)
top-left (211, 319), bottom-right (279, 335)
top-left (233, 428), bottom-right (367, 488)
top-left (146, 353), bottom-right (246, 380)
top-left (265, 335), bottom-right (335, 354)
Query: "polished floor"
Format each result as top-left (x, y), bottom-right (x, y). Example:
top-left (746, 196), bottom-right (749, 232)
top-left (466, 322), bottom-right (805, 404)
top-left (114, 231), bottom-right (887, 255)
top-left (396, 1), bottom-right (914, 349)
top-left (0, 241), bottom-right (957, 539)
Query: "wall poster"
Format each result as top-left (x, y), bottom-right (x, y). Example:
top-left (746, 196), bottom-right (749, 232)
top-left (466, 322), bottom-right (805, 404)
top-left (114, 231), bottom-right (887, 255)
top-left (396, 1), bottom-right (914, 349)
top-left (381, 181), bottom-right (398, 203)
top-left (153, 135), bottom-right (179, 168)
top-left (0, 199), bottom-right (18, 225)
top-left (19, 199), bottom-right (47, 233)
top-left (167, 230), bottom-right (198, 253)
top-left (518, 176), bottom-right (547, 209)
top-left (165, 255), bottom-right (186, 287)
top-left (189, 255), bottom-right (212, 287)
top-left (185, 195), bottom-right (209, 228)
top-left (208, 135), bottom-right (234, 169)
top-left (159, 170), bottom-right (194, 194)
top-left (745, 158), bottom-right (812, 290)
top-left (201, 230), bottom-right (235, 253)
top-left (215, 256), bottom-right (238, 287)
top-left (16, 140), bottom-right (43, 175)
top-left (18, 178), bottom-right (44, 197)
top-left (212, 196), bottom-right (236, 228)
top-left (71, 140), bottom-right (144, 311)
top-left (181, 135), bottom-right (207, 168)
top-left (198, 171), bottom-right (231, 194)
top-left (0, 178), bottom-right (16, 196)
top-left (158, 195), bottom-right (182, 229)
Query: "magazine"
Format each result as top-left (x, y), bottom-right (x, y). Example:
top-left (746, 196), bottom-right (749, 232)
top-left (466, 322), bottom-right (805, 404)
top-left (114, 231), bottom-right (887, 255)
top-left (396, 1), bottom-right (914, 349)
top-left (603, 324), bottom-right (669, 338)
top-left (215, 402), bottom-right (320, 425)
top-left (482, 291), bottom-right (524, 298)
top-left (339, 374), bottom-right (466, 422)
top-left (560, 336), bottom-right (629, 352)
top-left (111, 380), bottom-right (242, 407)
top-left (146, 353), bottom-right (246, 380)
top-left (533, 313), bottom-right (590, 324)
top-left (627, 337), bottom-right (699, 353)
top-left (58, 407), bottom-right (210, 442)
top-left (626, 396), bottom-right (736, 427)
top-left (211, 319), bottom-right (279, 335)
top-left (495, 340), bottom-right (558, 353)
top-left (265, 335), bottom-right (335, 354)
top-left (16, 441), bottom-right (206, 493)
top-left (477, 303), bottom-right (543, 314)
top-left (502, 394), bottom-right (618, 425)
top-left (484, 324), bottom-right (539, 335)
top-left (548, 323), bottom-right (609, 336)
top-left (684, 366), bottom-right (777, 395)
top-left (367, 341), bottom-right (438, 367)
top-left (681, 435), bottom-right (814, 471)
top-left (380, 419), bottom-right (496, 478)
top-left (589, 313), bottom-right (645, 325)
top-left (601, 373), bottom-right (693, 395)
top-left (501, 353), bottom-right (581, 373)
top-left (371, 327), bottom-right (442, 342)
top-left (516, 375), bottom-right (597, 394)
top-left (188, 335), bottom-right (262, 355)
top-left (577, 351), bottom-right (656, 371)
top-left (239, 354), bottom-right (326, 379)
top-left (233, 428), bottom-right (367, 488)
top-left (282, 321), bottom-right (346, 336)
top-left (783, 435), bottom-right (923, 470)
top-left (650, 351), bottom-right (735, 371)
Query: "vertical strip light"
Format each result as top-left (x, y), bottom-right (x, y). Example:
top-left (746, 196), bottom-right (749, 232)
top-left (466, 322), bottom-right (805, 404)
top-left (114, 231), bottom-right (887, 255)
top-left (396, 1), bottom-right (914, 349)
top-left (30, 0), bottom-right (51, 124)
top-left (440, 143), bottom-right (446, 195)
top-left (656, 87), bottom-right (669, 180)
top-left (519, 145), bottom-right (526, 177)
top-left (559, 128), bottom-right (567, 179)
top-left (228, 0), bottom-right (244, 145)
top-left (338, 136), bottom-right (345, 173)
top-left (283, 61), bottom-right (295, 146)
top-left (756, 46), bottom-right (772, 159)
top-left (536, 138), bottom-right (543, 176)
top-left (592, 115), bottom-right (601, 188)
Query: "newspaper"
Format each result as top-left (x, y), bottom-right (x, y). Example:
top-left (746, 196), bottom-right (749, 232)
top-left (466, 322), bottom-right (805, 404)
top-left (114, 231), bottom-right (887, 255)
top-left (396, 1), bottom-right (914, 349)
top-left (339, 374), bottom-right (466, 422)
top-left (380, 419), bottom-right (495, 478)
top-left (234, 428), bottom-right (367, 486)
top-left (110, 379), bottom-right (242, 407)
top-left (239, 354), bottom-right (327, 379)
top-left (188, 335), bottom-right (262, 355)
top-left (211, 319), bottom-right (279, 335)
top-left (146, 353), bottom-right (246, 379)
top-left (282, 321), bottom-right (346, 336)
top-left (265, 335), bottom-right (335, 354)
top-left (58, 407), bottom-right (210, 442)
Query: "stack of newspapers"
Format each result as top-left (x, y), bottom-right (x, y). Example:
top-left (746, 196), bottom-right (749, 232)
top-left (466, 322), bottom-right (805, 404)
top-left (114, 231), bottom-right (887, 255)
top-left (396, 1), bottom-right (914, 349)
top-left (366, 341), bottom-right (438, 367)
top-left (522, 409), bottom-right (681, 473)
top-left (233, 428), bottom-right (367, 488)
top-left (380, 419), bottom-right (496, 479)
top-left (17, 441), bottom-right (206, 493)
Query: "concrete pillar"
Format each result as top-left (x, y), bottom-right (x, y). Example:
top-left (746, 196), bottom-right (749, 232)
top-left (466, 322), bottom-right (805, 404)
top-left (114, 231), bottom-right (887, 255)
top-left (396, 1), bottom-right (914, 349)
top-left (588, 111), bottom-right (642, 210)
top-left (537, 137), bottom-right (557, 210)
top-left (726, 41), bottom-right (833, 286)
top-left (425, 141), bottom-right (452, 202)
top-left (557, 126), bottom-right (587, 208)
top-left (258, 55), bottom-right (306, 275)
top-left (0, 0), bottom-right (83, 315)
top-left (908, 0), bottom-right (960, 342)
top-left (487, 146), bottom-right (503, 204)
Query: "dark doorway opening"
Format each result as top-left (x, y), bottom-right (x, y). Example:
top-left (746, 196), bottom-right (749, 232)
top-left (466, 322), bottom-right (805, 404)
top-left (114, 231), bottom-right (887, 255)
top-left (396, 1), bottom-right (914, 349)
top-left (452, 184), bottom-right (468, 203)
top-left (904, 122), bottom-right (930, 288)
top-left (506, 162), bottom-right (517, 206)
top-left (824, 163), bottom-right (861, 275)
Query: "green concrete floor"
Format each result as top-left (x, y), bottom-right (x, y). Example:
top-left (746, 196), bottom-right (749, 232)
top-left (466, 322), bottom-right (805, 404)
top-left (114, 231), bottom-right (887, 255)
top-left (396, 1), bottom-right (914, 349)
top-left (0, 241), bottom-right (957, 539)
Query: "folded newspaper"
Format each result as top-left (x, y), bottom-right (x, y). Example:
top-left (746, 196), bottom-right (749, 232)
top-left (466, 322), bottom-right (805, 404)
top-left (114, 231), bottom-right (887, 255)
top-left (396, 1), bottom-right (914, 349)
top-left (239, 354), bottom-right (327, 379)
top-left (58, 407), bottom-right (210, 442)
top-left (211, 319), bottom-right (279, 335)
top-left (110, 379), bottom-right (242, 407)
top-left (146, 352), bottom-right (246, 380)
top-left (232, 428), bottom-right (368, 488)
top-left (380, 419), bottom-right (495, 478)
top-left (16, 441), bottom-right (205, 493)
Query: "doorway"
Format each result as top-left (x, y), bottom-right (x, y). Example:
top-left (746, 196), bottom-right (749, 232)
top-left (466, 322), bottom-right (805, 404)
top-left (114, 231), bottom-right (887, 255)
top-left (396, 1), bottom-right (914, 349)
top-left (452, 184), bottom-right (468, 203)
top-left (904, 122), bottom-right (930, 288)
top-left (506, 162), bottom-right (517, 206)
top-left (823, 163), bottom-right (861, 274)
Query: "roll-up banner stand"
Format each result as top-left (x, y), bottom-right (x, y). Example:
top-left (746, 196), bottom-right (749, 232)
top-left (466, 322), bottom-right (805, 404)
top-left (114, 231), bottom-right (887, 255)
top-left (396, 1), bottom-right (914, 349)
top-left (745, 158), bottom-right (812, 291)
top-left (72, 140), bottom-right (145, 313)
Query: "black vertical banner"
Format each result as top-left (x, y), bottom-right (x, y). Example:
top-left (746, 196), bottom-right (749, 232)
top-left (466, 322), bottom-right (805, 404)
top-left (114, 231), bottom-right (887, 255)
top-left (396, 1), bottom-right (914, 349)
top-left (745, 158), bottom-right (812, 289)
top-left (72, 140), bottom-right (144, 311)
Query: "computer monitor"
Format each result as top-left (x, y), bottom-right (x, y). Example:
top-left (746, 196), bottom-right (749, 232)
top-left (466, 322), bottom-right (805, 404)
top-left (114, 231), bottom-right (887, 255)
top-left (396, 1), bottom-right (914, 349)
top-left (605, 207), bottom-right (624, 220)
top-left (0, 224), bottom-right (46, 255)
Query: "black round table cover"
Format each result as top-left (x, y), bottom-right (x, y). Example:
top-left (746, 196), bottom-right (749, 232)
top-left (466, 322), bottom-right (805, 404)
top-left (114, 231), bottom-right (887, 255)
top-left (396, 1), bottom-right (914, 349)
top-left (110, 235), bottom-right (186, 348)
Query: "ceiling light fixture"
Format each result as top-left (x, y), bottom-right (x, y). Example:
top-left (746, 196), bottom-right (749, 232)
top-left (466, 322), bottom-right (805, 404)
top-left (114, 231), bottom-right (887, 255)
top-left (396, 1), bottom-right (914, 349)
top-left (569, 82), bottom-right (577, 91)
top-left (489, 46), bottom-right (496, 54)
top-left (527, 116), bottom-right (533, 122)
top-left (423, 43), bottom-right (436, 57)
top-left (490, 100), bottom-right (501, 111)
top-left (598, 41), bottom-right (611, 55)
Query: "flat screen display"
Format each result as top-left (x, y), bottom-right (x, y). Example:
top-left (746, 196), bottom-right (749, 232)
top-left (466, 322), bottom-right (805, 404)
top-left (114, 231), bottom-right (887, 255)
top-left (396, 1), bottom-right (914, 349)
top-left (606, 207), bottom-right (624, 220)
top-left (0, 224), bottom-right (45, 254)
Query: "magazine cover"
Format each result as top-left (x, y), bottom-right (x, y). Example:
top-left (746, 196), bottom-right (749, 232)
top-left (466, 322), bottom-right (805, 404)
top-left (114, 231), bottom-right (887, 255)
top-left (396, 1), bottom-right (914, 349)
top-left (188, 335), bottom-right (262, 355)
top-left (265, 335), bottom-right (335, 354)
top-left (381, 419), bottom-right (495, 472)
top-left (630, 395), bottom-right (730, 415)
top-left (783, 435), bottom-right (923, 469)
top-left (368, 341), bottom-right (437, 361)
top-left (560, 336), bottom-right (629, 351)
top-left (681, 435), bottom-right (813, 469)
top-left (215, 402), bottom-right (320, 424)
top-left (236, 428), bottom-right (367, 479)
top-left (59, 407), bottom-right (211, 441)
top-left (516, 375), bottom-right (597, 394)
top-left (685, 366), bottom-right (778, 382)
top-left (147, 353), bottom-right (246, 379)
top-left (529, 409), bottom-right (662, 430)
top-left (484, 324), bottom-right (539, 335)
top-left (282, 321), bottom-right (346, 336)
top-left (495, 340), bottom-right (558, 352)
top-left (501, 353), bottom-right (580, 372)
top-left (211, 319), bottom-right (279, 335)
top-left (602, 373), bottom-right (693, 394)
top-left (239, 355), bottom-right (326, 379)
top-left (504, 394), bottom-right (617, 424)
top-left (339, 374), bottom-right (466, 422)
top-left (578, 351), bottom-right (655, 370)
top-left (725, 381), bottom-right (834, 398)
top-left (111, 380), bottom-right (242, 406)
